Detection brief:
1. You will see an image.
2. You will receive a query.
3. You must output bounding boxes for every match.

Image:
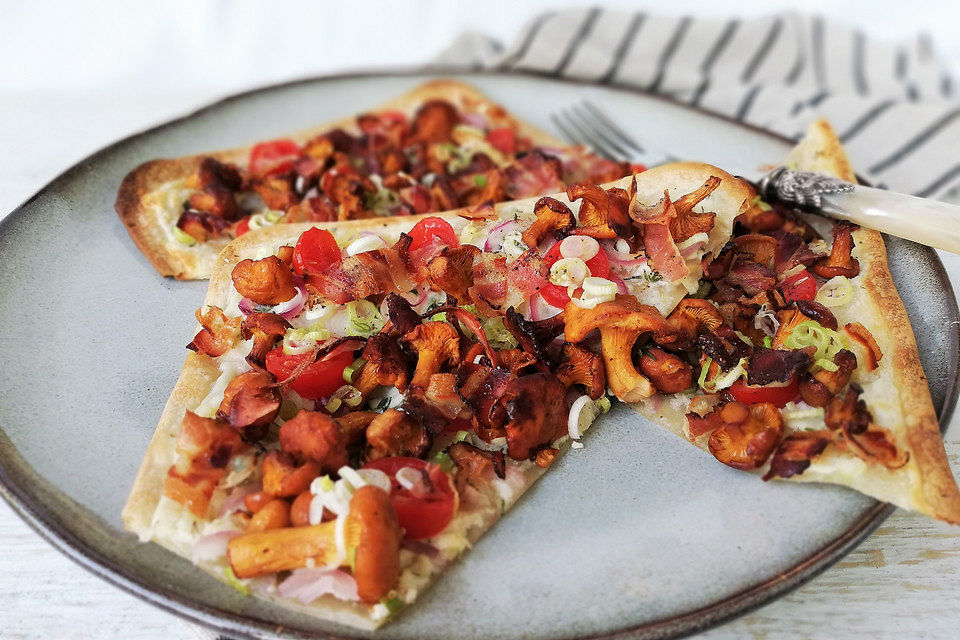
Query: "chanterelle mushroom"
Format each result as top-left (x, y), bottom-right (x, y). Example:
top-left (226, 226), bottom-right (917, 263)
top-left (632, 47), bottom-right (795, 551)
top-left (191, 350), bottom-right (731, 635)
top-left (564, 294), bottom-right (676, 402)
top-left (813, 220), bottom-right (860, 278)
top-left (554, 343), bottom-right (606, 399)
top-left (401, 321), bottom-right (460, 388)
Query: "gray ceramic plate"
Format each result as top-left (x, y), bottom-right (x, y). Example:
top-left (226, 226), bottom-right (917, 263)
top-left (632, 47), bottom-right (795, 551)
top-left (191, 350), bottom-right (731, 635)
top-left (1, 70), bottom-right (958, 640)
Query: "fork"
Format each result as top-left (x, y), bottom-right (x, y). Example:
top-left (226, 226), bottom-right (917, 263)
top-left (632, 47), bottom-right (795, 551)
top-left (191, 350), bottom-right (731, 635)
top-left (550, 100), bottom-right (678, 167)
top-left (550, 101), bottom-right (960, 254)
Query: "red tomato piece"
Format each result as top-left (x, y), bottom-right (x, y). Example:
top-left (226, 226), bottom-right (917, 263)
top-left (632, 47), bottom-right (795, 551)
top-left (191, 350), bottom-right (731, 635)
top-left (249, 139), bottom-right (301, 177)
top-left (264, 347), bottom-right (354, 400)
top-left (538, 242), bottom-right (612, 307)
top-left (292, 228), bottom-right (342, 277)
top-left (728, 377), bottom-right (800, 408)
top-left (234, 218), bottom-right (251, 236)
top-left (486, 127), bottom-right (517, 155)
top-left (362, 457), bottom-right (457, 540)
top-left (407, 217), bottom-right (459, 253)
top-left (780, 269), bottom-right (816, 302)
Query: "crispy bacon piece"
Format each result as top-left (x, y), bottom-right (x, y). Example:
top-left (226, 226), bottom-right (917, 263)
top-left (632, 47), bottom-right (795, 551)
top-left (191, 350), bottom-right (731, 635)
top-left (841, 426), bottom-right (909, 469)
top-left (430, 175), bottom-right (460, 211)
top-left (355, 333), bottom-right (410, 396)
top-left (250, 174), bottom-right (298, 211)
top-left (498, 373), bottom-right (568, 460)
top-left (504, 307), bottom-right (565, 363)
top-left (185, 158), bottom-right (243, 222)
top-left (188, 306), bottom-right (241, 357)
top-left (410, 100), bottom-right (459, 143)
top-left (424, 245), bottom-right (480, 300)
top-left (638, 347), bottom-right (693, 393)
top-left (338, 411), bottom-right (378, 446)
top-left (364, 409), bottom-right (431, 461)
top-left (734, 234), bottom-right (777, 268)
top-left (813, 221), bottom-right (860, 278)
top-left (282, 196), bottom-right (338, 223)
top-left (746, 347), bottom-right (811, 386)
top-left (555, 342), bottom-right (606, 399)
top-left (241, 312), bottom-right (291, 368)
top-left (447, 442), bottom-right (496, 493)
top-left (278, 410), bottom-right (348, 472)
top-left (696, 326), bottom-right (752, 369)
top-left (844, 322), bottom-right (882, 371)
top-left (631, 192), bottom-right (688, 281)
top-left (339, 251), bottom-right (398, 299)
top-left (521, 197), bottom-right (575, 248)
top-left (217, 370), bottom-right (282, 441)
top-left (496, 349), bottom-right (539, 375)
top-left (164, 411), bottom-right (247, 517)
top-left (703, 244), bottom-right (736, 280)
top-left (504, 151), bottom-right (565, 199)
top-left (403, 374), bottom-right (472, 433)
top-left (670, 176), bottom-right (719, 242)
top-left (772, 231), bottom-right (820, 274)
top-left (763, 430), bottom-right (832, 480)
top-left (707, 401), bottom-right (784, 471)
top-left (384, 293), bottom-right (421, 336)
top-left (261, 451), bottom-right (321, 497)
top-left (725, 260), bottom-right (776, 296)
top-left (824, 385), bottom-right (871, 435)
top-left (177, 210), bottom-right (232, 242)
top-left (232, 256), bottom-right (298, 305)
top-left (459, 200), bottom-right (497, 221)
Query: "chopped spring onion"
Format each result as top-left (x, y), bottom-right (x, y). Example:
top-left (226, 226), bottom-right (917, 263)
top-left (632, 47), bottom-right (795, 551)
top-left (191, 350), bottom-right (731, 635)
top-left (326, 385), bottom-right (362, 412)
top-left (316, 475), bottom-right (334, 492)
top-left (473, 174), bottom-right (488, 188)
top-left (784, 320), bottom-right (847, 363)
top-left (698, 357), bottom-right (748, 393)
top-left (247, 210), bottom-right (284, 230)
top-left (342, 358), bottom-right (366, 383)
top-left (382, 596), bottom-right (405, 614)
top-left (172, 226), bottom-right (197, 246)
top-left (454, 430), bottom-right (470, 443)
top-left (344, 300), bottom-right (385, 337)
top-left (338, 465), bottom-right (367, 490)
top-left (480, 314), bottom-right (519, 350)
top-left (693, 281), bottom-right (712, 298)
top-left (453, 124), bottom-right (485, 139)
top-left (814, 358), bottom-right (839, 372)
top-left (763, 336), bottom-right (773, 348)
top-left (751, 194), bottom-right (772, 211)
top-left (568, 395), bottom-right (600, 439)
top-left (596, 396), bottom-right (612, 414)
top-left (283, 326), bottom-right (331, 355)
top-left (430, 451), bottom-right (456, 472)
top-left (223, 567), bottom-right (250, 596)
top-left (581, 277), bottom-right (618, 297)
top-left (815, 275), bottom-right (855, 308)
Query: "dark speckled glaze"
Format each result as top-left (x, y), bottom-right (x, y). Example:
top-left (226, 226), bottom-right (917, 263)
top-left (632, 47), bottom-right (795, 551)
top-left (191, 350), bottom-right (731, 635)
top-left (0, 69), bottom-right (957, 640)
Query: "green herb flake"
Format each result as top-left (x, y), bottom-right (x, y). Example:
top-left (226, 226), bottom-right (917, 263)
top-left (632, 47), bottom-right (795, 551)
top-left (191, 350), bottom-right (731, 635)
top-left (223, 567), bottom-right (250, 596)
top-left (431, 451), bottom-right (456, 473)
top-left (473, 174), bottom-right (488, 188)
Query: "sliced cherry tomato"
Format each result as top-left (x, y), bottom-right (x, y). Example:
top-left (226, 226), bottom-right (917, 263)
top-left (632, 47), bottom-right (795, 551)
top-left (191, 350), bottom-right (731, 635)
top-left (363, 457), bottom-right (457, 540)
top-left (729, 377), bottom-right (799, 408)
top-left (486, 127), bottom-right (517, 155)
top-left (249, 139), bottom-right (301, 177)
top-left (234, 217), bottom-right (251, 237)
top-left (629, 163), bottom-right (648, 174)
top-left (292, 227), bottom-right (342, 277)
top-left (780, 269), bottom-right (816, 303)
top-left (264, 347), bottom-right (354, 400)
top-left (539, 241), bottom-right (612, 307)
top-left (407, 216), bottom-right (459, 253)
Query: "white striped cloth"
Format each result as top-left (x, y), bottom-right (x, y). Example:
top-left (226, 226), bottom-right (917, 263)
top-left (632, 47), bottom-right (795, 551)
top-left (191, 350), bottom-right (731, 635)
top-left (439, 9), bottom-right (960, 201)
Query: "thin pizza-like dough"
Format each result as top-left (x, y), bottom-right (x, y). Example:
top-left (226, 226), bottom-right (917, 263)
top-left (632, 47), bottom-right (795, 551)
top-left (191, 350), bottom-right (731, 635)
top-left (116, 79), bottom-right (570, 280)
top-left (634, 120), bottom-right (960, 524)
top-left (123, 165), bottom-right (754, 628)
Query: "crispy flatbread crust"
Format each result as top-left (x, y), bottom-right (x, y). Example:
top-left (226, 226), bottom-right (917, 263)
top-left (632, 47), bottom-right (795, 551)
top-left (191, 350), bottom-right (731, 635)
top-left (635, 120), bottom-right (960, 524)
top-left (116, 79), bottom-right (569, 280)
top-left (123, 164), bottom-right (753, 628)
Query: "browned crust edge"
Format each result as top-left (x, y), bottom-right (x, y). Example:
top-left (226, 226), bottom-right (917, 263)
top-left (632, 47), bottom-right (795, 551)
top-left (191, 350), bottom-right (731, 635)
top-left (114, 78), bottom-right (568, 280)
top-left (858, 228), bottom-right (960, 523)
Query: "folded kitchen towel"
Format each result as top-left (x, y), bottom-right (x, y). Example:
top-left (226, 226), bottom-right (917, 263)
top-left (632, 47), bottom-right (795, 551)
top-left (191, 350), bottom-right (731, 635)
top-left (439, 9), bottom-right (960, 201)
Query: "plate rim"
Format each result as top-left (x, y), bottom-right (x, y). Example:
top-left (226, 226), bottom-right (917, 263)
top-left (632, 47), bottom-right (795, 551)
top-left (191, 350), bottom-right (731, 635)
top-left (1, 65), bottom-right (958, 640)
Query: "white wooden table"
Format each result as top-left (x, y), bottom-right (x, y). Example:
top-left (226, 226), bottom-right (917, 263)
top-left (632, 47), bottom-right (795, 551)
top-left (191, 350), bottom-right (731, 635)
top-left (2, 85), bottom-right (960, 640)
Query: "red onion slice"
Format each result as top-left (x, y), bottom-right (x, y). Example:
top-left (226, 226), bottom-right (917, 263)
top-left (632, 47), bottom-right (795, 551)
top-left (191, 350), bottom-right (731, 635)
top-left (608, 272), bottom-right (629, 295)
top-left (604, 245), bottom-right (647, 268)
top-left (193, 530), bottom-right (240, 562)
top-left (277, 568), bottom-right (359, 603)
top-left (273, 285), bottom-right (307, 319)
top-left (484, 220), bottom-right (520, 252)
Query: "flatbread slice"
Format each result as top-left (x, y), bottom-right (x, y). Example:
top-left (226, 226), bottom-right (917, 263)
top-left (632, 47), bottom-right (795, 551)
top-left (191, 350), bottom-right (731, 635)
top-left (631, 120), bottom-right (960, 524)
top-left (123, 164), bottom-right (753, 628)
top-left (116, 79), bottom-right (631, 280)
